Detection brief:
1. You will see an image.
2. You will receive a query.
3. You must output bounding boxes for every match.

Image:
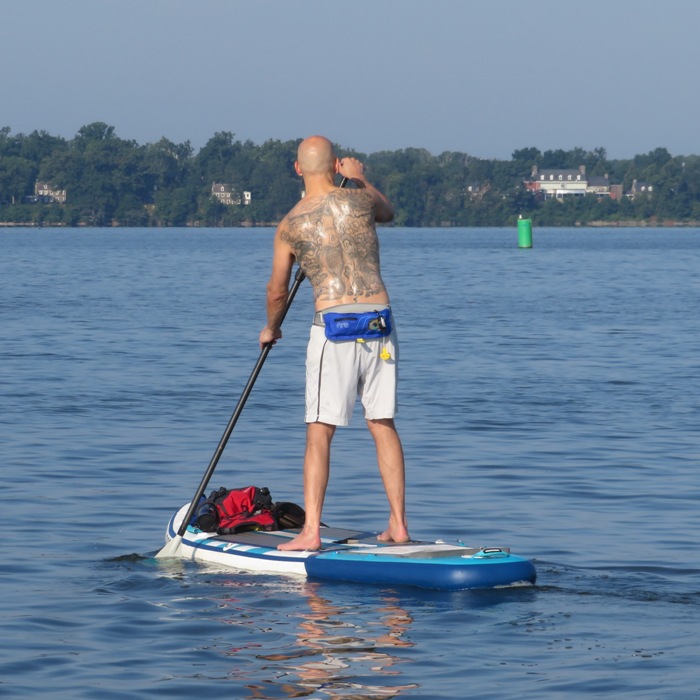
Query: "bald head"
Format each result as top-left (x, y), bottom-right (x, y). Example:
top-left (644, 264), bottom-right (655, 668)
top-left (296, 135), bottom-right (337, 177)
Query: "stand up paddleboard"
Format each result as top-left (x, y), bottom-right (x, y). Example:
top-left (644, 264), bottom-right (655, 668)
top-left (163, 504), bottom-right (536, 591)
top-left (156, 249), bottom-right (536, 590)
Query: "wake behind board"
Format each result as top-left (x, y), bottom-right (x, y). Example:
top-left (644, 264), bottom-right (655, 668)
top-left (163, 504), bottom-right (536, 591)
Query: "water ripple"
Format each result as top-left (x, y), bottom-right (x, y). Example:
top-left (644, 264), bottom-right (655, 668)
top-left (2, 228), bottom-right (700, 698)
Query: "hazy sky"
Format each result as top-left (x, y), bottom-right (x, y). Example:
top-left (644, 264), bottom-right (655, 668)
top-left (2, 0), bottom-right (699, 160)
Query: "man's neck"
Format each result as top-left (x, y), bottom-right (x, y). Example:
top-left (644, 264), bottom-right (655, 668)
top-left (303, 173), bottom-right (338, 198)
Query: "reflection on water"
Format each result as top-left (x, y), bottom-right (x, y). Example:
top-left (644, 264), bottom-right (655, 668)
top-left (218, 579), bottom-right (418, 699)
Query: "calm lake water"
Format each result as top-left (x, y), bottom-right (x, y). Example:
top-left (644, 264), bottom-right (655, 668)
top-left (1, 226), bottom-right (699, 699)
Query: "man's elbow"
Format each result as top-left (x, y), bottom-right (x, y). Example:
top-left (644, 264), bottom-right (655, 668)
top-left (375, 205), bottom-right (395, 223)
top-left (266, 282), bottom-right (288, 304)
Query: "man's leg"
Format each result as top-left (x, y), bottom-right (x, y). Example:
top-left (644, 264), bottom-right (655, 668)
top-left (278, 421), bottom-right (336, 551)
top-left (366, 418), bottom-right (410, 543)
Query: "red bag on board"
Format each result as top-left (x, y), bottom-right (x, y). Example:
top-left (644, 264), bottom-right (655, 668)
top-left (192, 486), bottom-right (306, 534)
top-left (193, 486), bottom-right (275, 534)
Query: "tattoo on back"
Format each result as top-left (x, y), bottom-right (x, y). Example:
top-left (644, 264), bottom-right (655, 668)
top-left (281, 190), bottom-right (387, 302)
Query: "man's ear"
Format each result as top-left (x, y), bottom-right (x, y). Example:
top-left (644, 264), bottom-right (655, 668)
top-left (334, 158), bottom-right (341, 174)
top-left (294, 161), bottom-right (303, 177)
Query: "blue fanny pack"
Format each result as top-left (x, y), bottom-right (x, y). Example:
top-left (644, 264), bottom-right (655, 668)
top-left (323, 308), bottom-right (392, 341)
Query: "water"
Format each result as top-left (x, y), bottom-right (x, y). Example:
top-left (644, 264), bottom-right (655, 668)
top-left (2, 226), bottom-right (699, 699)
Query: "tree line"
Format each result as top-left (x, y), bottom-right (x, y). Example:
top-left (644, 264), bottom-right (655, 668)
top-left (2, 122), bottom-right (700, 227)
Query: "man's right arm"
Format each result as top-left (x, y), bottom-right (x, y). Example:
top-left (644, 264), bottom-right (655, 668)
top-left (259, 219), bottom-right (295, 348)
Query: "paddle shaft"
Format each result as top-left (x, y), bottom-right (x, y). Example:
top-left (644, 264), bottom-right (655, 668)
top-left (174, 267), bottom-right (306, 537)
top-left (173, 177), bottom-right (348, 538)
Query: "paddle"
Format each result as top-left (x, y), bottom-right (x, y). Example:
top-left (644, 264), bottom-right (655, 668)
top-left (156, 177), bottom-right (347, 559)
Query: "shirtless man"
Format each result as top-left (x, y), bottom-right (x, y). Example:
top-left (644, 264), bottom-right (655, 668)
top-left (259, 135), bottom-right (410, 551)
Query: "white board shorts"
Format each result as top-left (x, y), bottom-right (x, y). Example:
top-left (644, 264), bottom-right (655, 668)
top-left (305, 321), bottom-right (399, 426)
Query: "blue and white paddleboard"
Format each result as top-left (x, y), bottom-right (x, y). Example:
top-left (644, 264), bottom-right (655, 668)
top-left (163, 504), bottom-right (536, 591)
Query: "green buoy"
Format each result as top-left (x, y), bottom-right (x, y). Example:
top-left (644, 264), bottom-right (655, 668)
top-left (517, 216), bottom-right (533, 248)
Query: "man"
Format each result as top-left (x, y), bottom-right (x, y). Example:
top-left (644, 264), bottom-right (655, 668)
top-left (259, 135), bottom-right (410, 551)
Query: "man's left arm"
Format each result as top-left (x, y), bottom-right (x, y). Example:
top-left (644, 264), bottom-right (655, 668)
top-left (338, 158), bottom-right (394, 223)
top-left (357, 178), bottom-right (394, 223)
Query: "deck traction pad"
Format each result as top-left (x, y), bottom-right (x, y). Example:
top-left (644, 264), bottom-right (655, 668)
top-left (214, 526), bottom-right (376, 549)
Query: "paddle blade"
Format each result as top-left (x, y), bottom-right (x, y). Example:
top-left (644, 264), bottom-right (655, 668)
top-left (155, 534), bottom-right (183, 559)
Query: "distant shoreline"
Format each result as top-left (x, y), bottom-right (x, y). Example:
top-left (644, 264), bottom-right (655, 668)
top-left (2, 220), bottom-right (700, 229)
top-left (585, 219), bottom-right (700, 228)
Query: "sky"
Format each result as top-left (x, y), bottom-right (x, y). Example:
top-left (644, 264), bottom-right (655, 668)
top-left (2, 0), bottom-right (700, 161)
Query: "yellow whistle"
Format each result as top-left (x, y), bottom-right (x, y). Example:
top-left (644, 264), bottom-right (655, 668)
top-left (380, 348), bottom-right (391, 360)
top-left (356, 338), bottom-right (365, 344)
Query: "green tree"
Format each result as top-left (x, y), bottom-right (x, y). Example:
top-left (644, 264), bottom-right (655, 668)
top-left (512, 147), bottom-right (542, 166)
top-left (0, 156), bottom-right (36, 203)
top-left (145, 137), bottom-right (193, 190)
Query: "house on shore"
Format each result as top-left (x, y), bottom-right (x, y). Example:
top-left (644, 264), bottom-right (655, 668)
top-left (212, 183), bottom-right (251, 206)
top-left (32, 182), bottom-right (67, 204)
top-left (627, 179), bottom-right (654, 199)
top-left (525, 166), bottom-right (621, 200)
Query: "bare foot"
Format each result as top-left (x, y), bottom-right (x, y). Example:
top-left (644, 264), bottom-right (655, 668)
top-left (377, 524), bottom-right (411, 544)
top-left (277, 531), bottom-right (322, 551)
